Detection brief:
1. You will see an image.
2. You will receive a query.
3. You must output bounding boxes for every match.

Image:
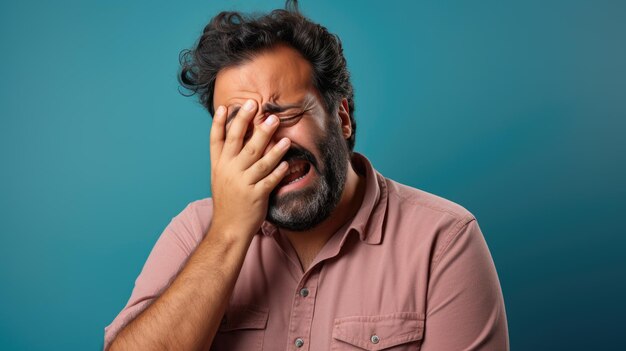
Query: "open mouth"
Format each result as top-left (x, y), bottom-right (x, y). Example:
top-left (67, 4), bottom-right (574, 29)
top-left (278, 159), bottom-right (312, 188)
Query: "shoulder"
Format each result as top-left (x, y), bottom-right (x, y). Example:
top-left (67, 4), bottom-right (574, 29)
top-left (162, 197), bottom-right (215, 249)
top-left (384, 176), bottom-right (475, 223)
top-left (380, 176), bottom-right (479, 262)
top-left (182, 197), bottom-right (214, 213)
top-left (174, 197), bottom-right (214, 223)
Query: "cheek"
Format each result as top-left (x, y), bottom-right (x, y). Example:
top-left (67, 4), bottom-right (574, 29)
top-left (289, 125), bottom-right (325, 157)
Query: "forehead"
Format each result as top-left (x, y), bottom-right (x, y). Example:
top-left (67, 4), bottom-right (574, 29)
top-left (213, 44), bottom-right (315, 107)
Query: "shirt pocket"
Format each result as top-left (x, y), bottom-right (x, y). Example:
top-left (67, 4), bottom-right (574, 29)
top-left (331, 312), bottom-right (425, 351)
top-left (210, 304), bottom-right (268, 351)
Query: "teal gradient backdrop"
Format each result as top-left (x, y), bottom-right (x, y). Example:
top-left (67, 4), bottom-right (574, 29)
top-left (1, 0), bottom-right (624, 349)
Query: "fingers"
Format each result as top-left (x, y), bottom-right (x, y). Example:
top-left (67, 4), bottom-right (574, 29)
top-left (255, 160), bottom-right (290, 194)
top-left (210, 105), bottom-right (227, 171)
top-left (222, 99), bottom-right (258, 158)
top-left (212, 99), bottom-right (288, 192)
top-left (246, 137), bottom-right (291, 185)
top-left (237, 114), bottom-right (280, 169)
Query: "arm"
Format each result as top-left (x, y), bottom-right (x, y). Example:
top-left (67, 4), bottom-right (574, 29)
top-left (108, 224), bottom-right (251, 350)
top-left (107, 100), bottom-right (291, 350)
top-left (421, 219), bottom-right (509, 351)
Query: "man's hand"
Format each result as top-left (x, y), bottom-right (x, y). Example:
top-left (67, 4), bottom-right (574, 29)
top-left (209, 99), bottom-right (291, 240)
top-left (107, 100), bottom-right (291, 351)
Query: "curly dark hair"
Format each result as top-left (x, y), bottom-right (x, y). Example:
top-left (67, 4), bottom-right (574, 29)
top-left (178, 0), bottom-right (356, 151)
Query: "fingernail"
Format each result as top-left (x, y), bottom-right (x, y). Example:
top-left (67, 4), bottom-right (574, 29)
top-left (278, 137), bottom-right (290, 148)
top-left (264, 115), bottom-right (277, 125)
top-left (215, 106), bottom-right (225, 116)
top-left (244, 99), bottom-right (256, 111)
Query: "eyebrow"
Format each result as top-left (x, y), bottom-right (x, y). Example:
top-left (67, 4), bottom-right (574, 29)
top-left (226, 102), bottom-right (303, 125)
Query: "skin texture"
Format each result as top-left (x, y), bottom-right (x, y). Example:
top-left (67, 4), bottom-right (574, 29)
top-left (108, 44), bottom-right (365, 350)
top-left (214, 44), bottom-right (365, 269)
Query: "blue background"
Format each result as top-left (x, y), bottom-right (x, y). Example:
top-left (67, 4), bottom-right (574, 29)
top-left (1, 0), bottom-right (624, 350)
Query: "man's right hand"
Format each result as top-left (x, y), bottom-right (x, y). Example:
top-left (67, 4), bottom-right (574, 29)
top-left (108, 99), bottom-right (289, 351)
top-left (209, 99), bottom-right (291, 240)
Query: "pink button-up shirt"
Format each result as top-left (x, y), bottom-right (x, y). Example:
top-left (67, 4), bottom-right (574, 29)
top-left (104, 153), bottom-right (509, 350)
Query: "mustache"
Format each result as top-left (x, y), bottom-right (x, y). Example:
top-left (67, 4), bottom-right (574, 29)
top-left (281, 145), bottom-right (318, 170)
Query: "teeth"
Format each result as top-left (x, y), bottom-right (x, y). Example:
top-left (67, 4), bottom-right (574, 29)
top-left (288, 175), bottom-right (306, 184)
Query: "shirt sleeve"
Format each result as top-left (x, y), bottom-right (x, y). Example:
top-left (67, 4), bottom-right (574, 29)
top-left (421, 218), bottom-right (509, 351)
top-left (103, 201), bottom-right (207, 350)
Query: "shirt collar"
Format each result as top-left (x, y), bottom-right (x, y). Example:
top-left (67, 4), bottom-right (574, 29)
top-left (344, 152), bottom-right (387, 244)
top-left (260, 152), bottom-right (387, 245)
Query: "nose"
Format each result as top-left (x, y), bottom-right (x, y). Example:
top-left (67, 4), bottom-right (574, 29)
top-left (242, 111), bottom-right (271, 145)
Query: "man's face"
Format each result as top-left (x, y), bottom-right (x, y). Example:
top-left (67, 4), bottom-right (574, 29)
top-left (213, 44), bottom-right (350, 231)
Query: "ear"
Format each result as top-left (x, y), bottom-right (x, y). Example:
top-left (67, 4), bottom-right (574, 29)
top-left (337, 98), bottom-right (352, 139)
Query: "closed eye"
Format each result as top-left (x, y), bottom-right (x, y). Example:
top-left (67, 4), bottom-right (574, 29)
top-left (277, 112), bottom-right (306, 126)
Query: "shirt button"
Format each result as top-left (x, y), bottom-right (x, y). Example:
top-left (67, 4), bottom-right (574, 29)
top-left (295, 337), bottom-right (305, 348)
top-left (299, 288), bottom-right (309, 297)
top-left (371, 335), bottom-right (380, 344)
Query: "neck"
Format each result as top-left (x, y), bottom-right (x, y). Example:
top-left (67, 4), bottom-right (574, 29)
top-left (280, 157), bottom-right (366, 271)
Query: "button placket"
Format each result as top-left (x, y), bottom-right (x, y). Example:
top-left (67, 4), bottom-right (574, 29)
top-left (286, 269), bottom-right (321, 350)
top-left (294, 338), bottom-right (305, 348)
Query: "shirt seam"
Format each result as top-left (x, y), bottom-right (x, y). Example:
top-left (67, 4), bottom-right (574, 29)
top-left (431, 217), bottom-right (476, 271)
top-left (387, 182), bottom-right (472, 220)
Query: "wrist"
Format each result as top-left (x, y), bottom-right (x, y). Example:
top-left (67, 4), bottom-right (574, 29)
top-left (205, 221), bottom-right (256, 247)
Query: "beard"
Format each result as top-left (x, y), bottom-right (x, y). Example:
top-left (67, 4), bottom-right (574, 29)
top-left (267, 118), bottom-right (349, 231)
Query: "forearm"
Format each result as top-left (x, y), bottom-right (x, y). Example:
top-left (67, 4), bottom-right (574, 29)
top-left (108, 226), bottom-right (252, 351)
top-left (108, 100), bottom-right (288, 350)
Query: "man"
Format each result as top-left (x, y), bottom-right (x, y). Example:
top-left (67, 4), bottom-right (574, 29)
top-left (105, 2), bottom-right (509, 350)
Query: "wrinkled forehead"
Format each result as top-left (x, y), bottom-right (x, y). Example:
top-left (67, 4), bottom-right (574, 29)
top-left (213, 44), bottom-right (315, 108)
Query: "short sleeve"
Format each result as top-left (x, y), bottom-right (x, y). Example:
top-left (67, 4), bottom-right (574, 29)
top-left (103, 200), bottom-right (211, 350)
top-left (421, 219), bottom-right (509, 350)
